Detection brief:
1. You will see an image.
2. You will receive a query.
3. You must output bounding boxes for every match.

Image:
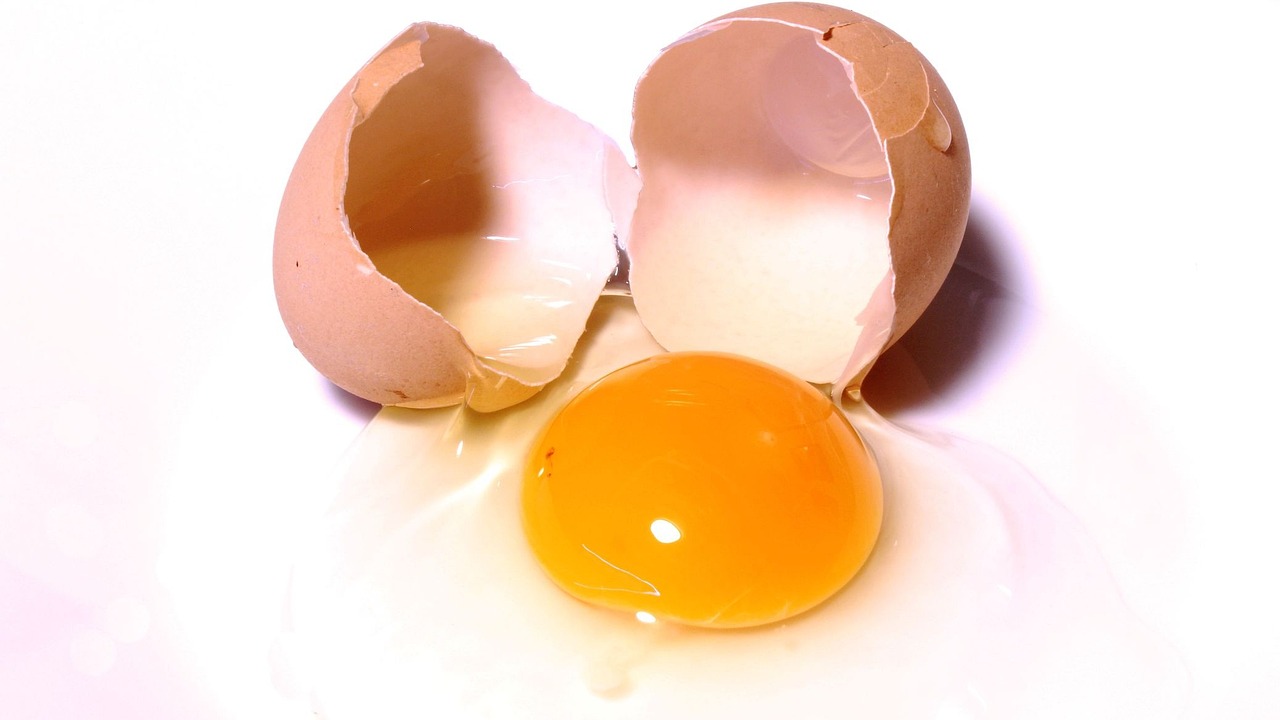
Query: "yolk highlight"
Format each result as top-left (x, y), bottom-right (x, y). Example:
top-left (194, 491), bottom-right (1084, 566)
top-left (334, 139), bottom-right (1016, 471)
top-left (521, 352), bottom-right (883, 628)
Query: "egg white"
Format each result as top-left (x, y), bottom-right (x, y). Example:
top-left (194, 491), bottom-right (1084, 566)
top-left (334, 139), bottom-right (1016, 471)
top-left (280, 296), bottom-right (1185, 719)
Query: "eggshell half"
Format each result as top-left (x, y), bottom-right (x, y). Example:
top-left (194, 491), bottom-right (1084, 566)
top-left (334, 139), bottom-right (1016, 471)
top-left (274, 24), bottom-right (632, 411)
top-left (626, 3), bottom-right (970, 395)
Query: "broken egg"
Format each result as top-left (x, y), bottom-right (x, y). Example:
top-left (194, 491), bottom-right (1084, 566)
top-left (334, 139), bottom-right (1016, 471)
top-left (273, 24), bottom-right (628, 411)
top-left (273, 2), bottom-right (969, 409)
top-left (279, 296), bottom-right (1186, 718)
top-left (268, 6), bottom-right (1190, 716)
top-left (628, 3), bottom-right (969, 393)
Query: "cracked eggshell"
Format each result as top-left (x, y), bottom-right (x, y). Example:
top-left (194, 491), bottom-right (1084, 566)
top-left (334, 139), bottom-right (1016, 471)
top-left (626, 3), bottom-right (970, 396)
top-left (274, 24), bottom-right (631, 412)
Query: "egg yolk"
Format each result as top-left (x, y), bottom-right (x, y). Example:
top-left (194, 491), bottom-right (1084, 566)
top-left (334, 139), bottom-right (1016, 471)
top-left (521, 352), bottom-right (882, 628)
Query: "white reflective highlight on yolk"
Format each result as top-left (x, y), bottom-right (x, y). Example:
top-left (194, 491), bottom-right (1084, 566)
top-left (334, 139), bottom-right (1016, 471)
top-left (649, 519), bottom-right (682, 544)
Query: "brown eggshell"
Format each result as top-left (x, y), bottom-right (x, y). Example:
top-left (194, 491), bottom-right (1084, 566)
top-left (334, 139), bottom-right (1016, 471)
top-left (626, 3), bottom-right (970, 395)
top-left (274, 24), bottom-right (630, 411)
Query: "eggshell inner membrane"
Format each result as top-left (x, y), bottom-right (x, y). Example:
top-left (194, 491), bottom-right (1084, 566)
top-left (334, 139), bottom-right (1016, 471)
top-left (344, 25), bottom-right (623, 387)
top-left (628, 18), bottom-right (893, 386)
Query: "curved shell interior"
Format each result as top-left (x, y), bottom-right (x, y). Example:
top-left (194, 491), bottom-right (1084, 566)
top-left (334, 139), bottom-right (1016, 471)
top-left (626, 16), bottom-right (895, 389)
top-left (344, 25), bottom-right (628, 389)
top-left (279, 6), bottom-right (970, 410)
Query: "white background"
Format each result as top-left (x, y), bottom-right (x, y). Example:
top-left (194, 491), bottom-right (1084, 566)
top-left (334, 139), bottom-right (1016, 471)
top-left (2, 1), bottom-right (1278, 717)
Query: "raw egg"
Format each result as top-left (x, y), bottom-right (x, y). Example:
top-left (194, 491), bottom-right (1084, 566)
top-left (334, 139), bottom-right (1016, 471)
top-left (279, 297), bottom-right (1186, 718)
top-left (521, 352), bottom-right (882, 628)
top-left (271, 4), bottom-right (1186, 717)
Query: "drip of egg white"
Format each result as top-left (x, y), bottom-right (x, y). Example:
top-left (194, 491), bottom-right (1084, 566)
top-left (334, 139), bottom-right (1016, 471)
top-left (278, 295), bottom-right (1186, 718)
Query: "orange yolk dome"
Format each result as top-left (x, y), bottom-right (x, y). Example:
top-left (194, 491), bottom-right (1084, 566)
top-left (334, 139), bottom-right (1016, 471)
top-left (521, 352), bottom-right (883, 628)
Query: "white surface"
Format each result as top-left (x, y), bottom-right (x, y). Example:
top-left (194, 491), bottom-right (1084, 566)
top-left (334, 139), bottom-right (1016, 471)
top-left (2, 1), bottom-right (1278, 717)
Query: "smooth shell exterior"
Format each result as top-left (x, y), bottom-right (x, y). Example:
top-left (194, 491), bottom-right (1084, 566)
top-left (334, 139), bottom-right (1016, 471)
top-left (274, 24), bottom-right (629, 411)
top-left (627, 3), bottom-right (970, 394)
